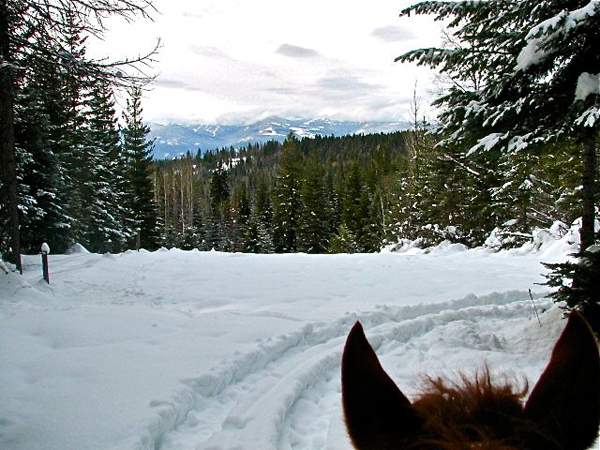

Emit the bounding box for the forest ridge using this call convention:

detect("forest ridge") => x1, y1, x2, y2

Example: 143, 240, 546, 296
153, 129, 584, 254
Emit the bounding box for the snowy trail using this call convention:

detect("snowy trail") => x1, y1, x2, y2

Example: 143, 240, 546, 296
155, 293, 559, 450
0, 233, 579, 450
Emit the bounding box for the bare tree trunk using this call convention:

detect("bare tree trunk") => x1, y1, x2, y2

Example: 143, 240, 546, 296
186, 161, 194, 229
0, 0, 21, 273
180, 169, 185, 235
580, 129, 598, 253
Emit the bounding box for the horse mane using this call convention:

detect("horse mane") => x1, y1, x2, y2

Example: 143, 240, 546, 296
409, 369, 533, 450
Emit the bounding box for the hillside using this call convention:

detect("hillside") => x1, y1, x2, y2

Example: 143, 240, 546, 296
148, 117, 410, 159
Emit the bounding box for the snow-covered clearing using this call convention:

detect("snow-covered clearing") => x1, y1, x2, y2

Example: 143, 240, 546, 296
0, 231, 587, 450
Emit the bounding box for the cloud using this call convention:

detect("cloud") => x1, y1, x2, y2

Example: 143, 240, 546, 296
153, 78, 191, 89
276, 44, 321, 59
316, 74, 384, 98
189, 45, 233, 60
371, 26, 416, 43
267, 86, 299, 96
153, 78, 209, 92
182, 11, 204, 19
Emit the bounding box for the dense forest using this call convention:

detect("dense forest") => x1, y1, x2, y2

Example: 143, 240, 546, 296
153, 126, 586, 254
1, 0, 597, 265
0, 5, 590, 257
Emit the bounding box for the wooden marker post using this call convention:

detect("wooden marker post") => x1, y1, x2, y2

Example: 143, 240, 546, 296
41, 243, 50, 284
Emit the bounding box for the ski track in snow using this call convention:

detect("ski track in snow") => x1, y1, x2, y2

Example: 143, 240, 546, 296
150, 293, 556, 450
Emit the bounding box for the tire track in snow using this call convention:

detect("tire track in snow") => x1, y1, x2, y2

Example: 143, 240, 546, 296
147, 291, 553, 450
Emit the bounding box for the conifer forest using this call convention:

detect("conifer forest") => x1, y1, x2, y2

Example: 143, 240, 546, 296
1, 0, 598, 265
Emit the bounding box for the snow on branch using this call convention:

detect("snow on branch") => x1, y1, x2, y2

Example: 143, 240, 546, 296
395, 47, 457, 66
516, 1, 600, 71
575, 72, 600, 101
466, 132, 508, 157
400, 1, 483, 21
527, 1, 599, 38
575, 107, 600, 128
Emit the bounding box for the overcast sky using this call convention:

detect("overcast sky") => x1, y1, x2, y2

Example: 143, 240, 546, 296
92, 0, 443, 125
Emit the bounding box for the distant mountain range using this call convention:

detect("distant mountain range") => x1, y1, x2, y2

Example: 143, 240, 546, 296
147, 117, 410, 160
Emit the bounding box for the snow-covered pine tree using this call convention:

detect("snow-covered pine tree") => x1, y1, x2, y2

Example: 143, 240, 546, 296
298, 151, 330, 253
56, 10, 94, 249
208, 163, 231, 250
397, 0, 599, 251
190, 198, 208, 250
540, 139, 583, 226
245, 210, 274, 254
340, 163, 365, 250
122, 86, 159, 250
398, 0, 600, 325
255, 176, 273, 234
324, 172, 341, 240
244, 213, 261, 253
490, 148, 555, 248
13, 47, 64, 254
329, 224, 359, 254
24, 32, 84, 253
231, 185, 251, 252
86, 80, 132, 252
361, 188, 385, 252
244, 177, 273, 253
273, 133, 303, 253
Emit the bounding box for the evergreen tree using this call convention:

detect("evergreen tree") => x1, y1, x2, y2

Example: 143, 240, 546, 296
325, 173, 342, 238
122, 86, 159, 250
245, 177, 274, 253
544, 248, 600, 335
427, 144, 497, 247
13, 50, 64, 253
210, 164, 230, 210
16, 31, 85, 253
86, 80, 131, 252
362, 188, 385, 252
298, 151, 330, 253
541, 140, 584, 226
341, 164, 364, 246
208, 163, 231, 250
398, 0, 600, 322
56, 10, 92, 249
329, 224, 359, 254
245, 212, 274, 254
490, 149, 555, 248
273, 134, 303, 252
231, 185, 251, 252
255, 176, 273, 231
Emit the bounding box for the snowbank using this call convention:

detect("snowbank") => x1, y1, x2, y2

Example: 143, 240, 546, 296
385, 219, 581, 258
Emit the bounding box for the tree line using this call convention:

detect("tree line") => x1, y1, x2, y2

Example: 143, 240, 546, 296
154, 124, 584, 255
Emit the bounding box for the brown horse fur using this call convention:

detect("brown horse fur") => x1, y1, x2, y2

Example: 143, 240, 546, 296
341, 313, 600, 450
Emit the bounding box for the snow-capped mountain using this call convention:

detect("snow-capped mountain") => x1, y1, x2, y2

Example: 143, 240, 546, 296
148, 117, 409, 160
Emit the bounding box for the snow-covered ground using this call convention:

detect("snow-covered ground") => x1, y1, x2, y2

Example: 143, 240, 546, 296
0, 229, 585, 450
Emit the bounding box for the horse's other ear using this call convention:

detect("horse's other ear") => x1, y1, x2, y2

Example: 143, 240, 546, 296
342, 322, 423, 450
525, 312, 600, 450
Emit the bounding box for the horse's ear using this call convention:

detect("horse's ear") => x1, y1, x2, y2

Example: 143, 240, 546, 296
525, 312, 600, 450
342, 322, 423, 450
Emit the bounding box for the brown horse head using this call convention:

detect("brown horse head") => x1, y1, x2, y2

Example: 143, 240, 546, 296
341, 313, 600, 450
